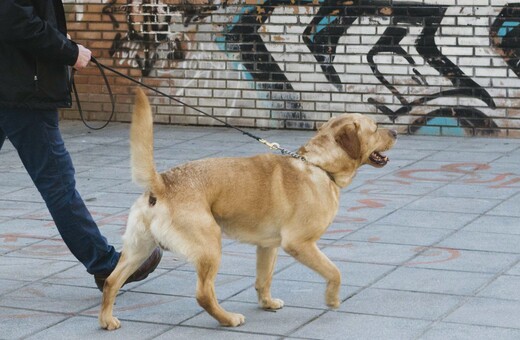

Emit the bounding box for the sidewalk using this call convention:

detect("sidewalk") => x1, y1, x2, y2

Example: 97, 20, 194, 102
1, 120, 519, 340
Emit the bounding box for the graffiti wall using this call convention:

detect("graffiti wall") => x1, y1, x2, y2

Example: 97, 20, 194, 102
66, 0, 520, 136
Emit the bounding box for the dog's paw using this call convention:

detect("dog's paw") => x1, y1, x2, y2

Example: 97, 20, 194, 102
326, 281, 340, 309
99, 316, 121, 330
326, 298, 340, 309
261, 298, 284, 310
221, 312, 246, 327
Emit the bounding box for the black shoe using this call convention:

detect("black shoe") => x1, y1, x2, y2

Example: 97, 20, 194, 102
94, 247, 163, 292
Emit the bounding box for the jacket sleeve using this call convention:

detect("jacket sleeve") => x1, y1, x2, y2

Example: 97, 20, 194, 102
0, 0, 79, 66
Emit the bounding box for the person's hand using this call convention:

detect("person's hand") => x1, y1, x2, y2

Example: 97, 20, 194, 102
74, 44, 91, 70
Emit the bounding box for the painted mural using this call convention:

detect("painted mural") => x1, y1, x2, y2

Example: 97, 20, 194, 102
99, 0, 517, 135
491, 3, 520, 77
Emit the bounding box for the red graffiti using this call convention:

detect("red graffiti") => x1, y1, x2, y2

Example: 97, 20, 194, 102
395, 162, 520, 188
406, 246, 461, 266
348, 199, 389, 212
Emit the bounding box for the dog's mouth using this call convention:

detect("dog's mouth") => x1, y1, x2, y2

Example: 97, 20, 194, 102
369, 151, 389, 167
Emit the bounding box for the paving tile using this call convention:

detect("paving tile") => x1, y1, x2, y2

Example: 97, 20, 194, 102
463, 215, 520, 235
405, 249, 520, 274
439, 230, 520, 254
424, 151, 502, 163
392, 138, 455, 151
390, 161, 470, 183
75, 178, 129, 196
155, 326, 280, 339
334, 207, 398, 226
0, 256, 76, 281
2, 123, 520, 339
421, 322, 520, 340
0, 233, 47, 254
84, 291, 203, 326
322, 241, 417, 265
41, 264, 155, 290
487, 193, 520, 217
372, 267, 495, 295
82, 192, 138, 209
230, 279, 357, 309
25, 315, 171, 340
183, 301, 324, 336
477, 275, 520, 301
428, 183, 519, 199
495, 152, 520, 164
351, 179, 445, 196
292, 311, 430, 340
3, 186, 42, 203
7, 239, 77, 262
0, 200, 48, 218
1, 282, 100, 313
507, 262, 520, 276
405, 196, 502, 214
0, 172, 32, 189
0, 279, 28, 296
445, 297, 520, 329
178, 250, 294, 277
71, 154, 128, 167
133, 270, 254, 300
0, 307, 69, 340
448, 140, 520, 153
274, 260, 396, 288
0, 218, 58, 238
377, 209, 478, 230
343, 224, 453, 246
340, 193, 419, 212
340, 288, 464, 320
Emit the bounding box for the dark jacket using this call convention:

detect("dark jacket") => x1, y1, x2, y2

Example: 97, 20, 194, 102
0, 0, 79, 109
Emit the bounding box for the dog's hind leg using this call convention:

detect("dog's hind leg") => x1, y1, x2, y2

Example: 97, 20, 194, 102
192, 222, 245, 327
255, 246, 284, 310
99, 209, 157, 330
282, 240, 341, 308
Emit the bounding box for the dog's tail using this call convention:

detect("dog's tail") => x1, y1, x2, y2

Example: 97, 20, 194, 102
130, 88, 165, 196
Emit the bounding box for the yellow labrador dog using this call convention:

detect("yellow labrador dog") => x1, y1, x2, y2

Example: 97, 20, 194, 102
99, 89, 397, 330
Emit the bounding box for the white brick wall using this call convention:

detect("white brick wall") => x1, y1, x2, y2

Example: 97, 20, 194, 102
68, 0, 520, 137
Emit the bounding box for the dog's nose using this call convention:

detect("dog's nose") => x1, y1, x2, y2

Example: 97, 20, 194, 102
389, 129, 398, 138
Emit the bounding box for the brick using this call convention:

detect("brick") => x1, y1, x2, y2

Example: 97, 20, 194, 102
59, 2, 520, 136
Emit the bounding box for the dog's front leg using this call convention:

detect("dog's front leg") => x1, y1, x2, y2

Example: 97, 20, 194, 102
282, 240, 341, 308
255, 246, 284, 310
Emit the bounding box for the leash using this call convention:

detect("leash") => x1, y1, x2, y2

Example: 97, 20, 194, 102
71, 59, 115, 130
72, 56, 306, 161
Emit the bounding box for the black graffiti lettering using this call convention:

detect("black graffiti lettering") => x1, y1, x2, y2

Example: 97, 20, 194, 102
100, 0, 500, 134
491, 3, 520, 78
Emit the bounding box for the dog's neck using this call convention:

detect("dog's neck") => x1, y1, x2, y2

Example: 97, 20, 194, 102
298, 139, 359, 188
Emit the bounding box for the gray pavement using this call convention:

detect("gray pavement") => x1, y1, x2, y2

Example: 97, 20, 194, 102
1, 120, 520, 339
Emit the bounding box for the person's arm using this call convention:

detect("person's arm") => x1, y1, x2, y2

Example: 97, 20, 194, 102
0, 0, 79, 66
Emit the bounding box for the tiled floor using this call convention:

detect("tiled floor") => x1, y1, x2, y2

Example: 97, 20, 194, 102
1, 120, 519, 339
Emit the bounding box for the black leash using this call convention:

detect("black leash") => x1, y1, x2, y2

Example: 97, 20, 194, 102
72, 56, 306, 161
71, 58, 115, 130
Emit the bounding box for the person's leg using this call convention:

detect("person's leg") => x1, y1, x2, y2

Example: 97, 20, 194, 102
0, 127, 5, 150
0, 107, 119, 274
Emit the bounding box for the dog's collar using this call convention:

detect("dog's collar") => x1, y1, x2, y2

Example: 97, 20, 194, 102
306, 162, 339, 187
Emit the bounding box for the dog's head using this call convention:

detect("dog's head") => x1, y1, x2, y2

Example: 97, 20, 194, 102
328, 113, 397, 168
300, 113, 397, 186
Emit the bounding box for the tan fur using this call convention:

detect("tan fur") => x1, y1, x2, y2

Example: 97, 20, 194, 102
99, 89, 397, 330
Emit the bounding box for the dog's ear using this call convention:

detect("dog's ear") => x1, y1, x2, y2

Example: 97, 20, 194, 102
335, 122, 361, 160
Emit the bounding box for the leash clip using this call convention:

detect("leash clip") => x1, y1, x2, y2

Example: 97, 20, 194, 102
259, 139, 280, 150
